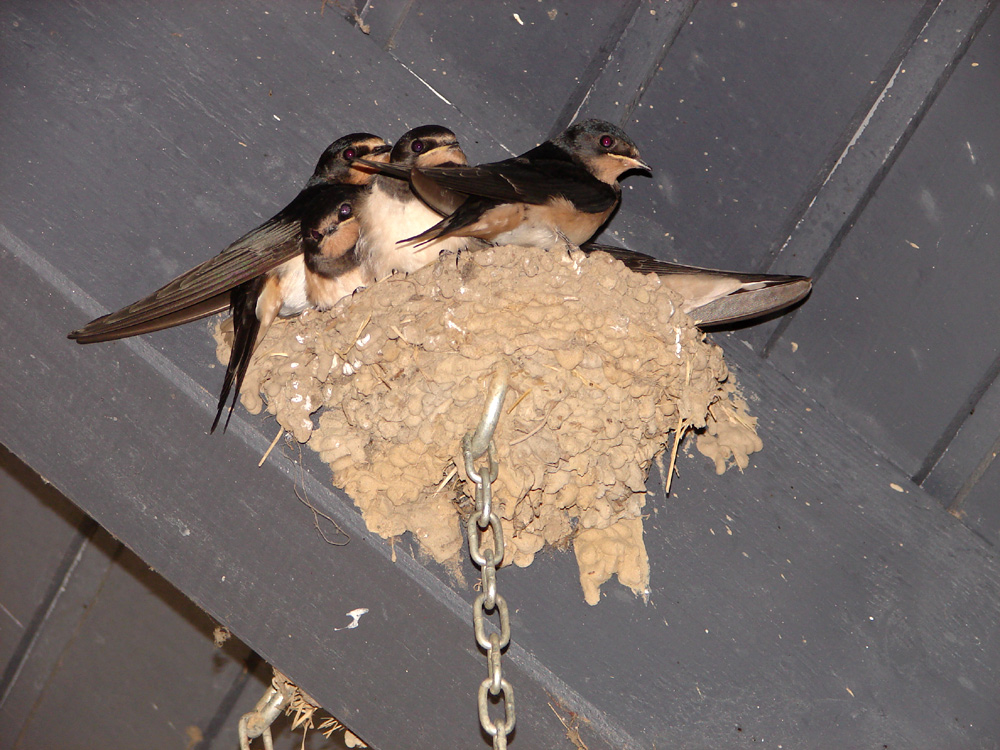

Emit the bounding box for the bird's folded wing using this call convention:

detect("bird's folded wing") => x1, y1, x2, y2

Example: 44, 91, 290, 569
412, 159, 618, 213
68, 218, 301, 343
584, 244, 812, 326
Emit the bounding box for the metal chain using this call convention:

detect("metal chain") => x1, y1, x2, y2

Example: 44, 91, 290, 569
462, 365, 515, 749
238, 670, 296, 750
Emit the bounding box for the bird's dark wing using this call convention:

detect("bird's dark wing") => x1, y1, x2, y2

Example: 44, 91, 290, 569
350, 158, 466, 216
68, 217, 301, 343
413, 158, 618, 214
584, 243, 812, 326
409, 168, 467, 216
211, 276, 264, 433
67, 184, 361, 344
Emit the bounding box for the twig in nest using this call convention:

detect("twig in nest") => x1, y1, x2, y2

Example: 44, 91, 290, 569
259, 425, 284, 467
335, 312, 373, 357
352, 312, 372, 344
509, 403, 557, 446
665, 413, 688, 496
433, 465, 458, 496
725, 402, 756, 431
543, 362, 595, 388
570, 368, 596, 388
387, 324, 415, 347
317, 716, 345, 738
370, 361, 393, 390
507, 387, 532, 415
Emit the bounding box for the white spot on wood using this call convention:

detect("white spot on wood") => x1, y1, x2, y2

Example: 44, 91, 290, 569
334, 608, 370, 631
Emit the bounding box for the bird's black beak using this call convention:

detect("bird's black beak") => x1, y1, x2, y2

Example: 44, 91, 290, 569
628, 157, 653, 176
351, 156, 384, 168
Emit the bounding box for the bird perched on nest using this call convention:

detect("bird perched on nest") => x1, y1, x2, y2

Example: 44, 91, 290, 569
68, 133, 392, 431
355, 118, 651, 251
356, 120, 811, 326
354, 124, 474, 281
68, 121, 812, 435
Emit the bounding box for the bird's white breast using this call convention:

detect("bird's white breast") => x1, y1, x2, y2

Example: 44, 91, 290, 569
358, 182, 467, 281
274, 257, 310, 317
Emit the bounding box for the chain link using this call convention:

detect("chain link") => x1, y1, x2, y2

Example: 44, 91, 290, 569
238, 671, 296, 750
463, 366, 515, 749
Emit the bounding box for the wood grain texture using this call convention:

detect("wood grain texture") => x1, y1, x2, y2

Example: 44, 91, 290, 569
0, 447, 88, 682
767, 5, 1000, 480
9, 539, 255, 750
612, 1, 933, 271
360, 0, 638, 152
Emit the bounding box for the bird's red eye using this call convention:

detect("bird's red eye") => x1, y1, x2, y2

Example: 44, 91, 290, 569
343, 148, 356, 160
600, 135, 614, 148
338, 203, 353, 219
411, 139, 425, 153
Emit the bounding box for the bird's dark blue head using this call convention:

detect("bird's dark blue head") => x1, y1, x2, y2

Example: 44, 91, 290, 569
310, 133, 391, 186
389, 125, 466, 167
554, 119, 651, 182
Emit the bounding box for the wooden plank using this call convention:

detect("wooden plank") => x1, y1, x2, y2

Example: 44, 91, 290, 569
766, 5, 1000, 478
360, 0, 639, 151
608, 1, 934, 271
503, 339, 1000, 747
0, 446, 89, 682
563, 0, 697, 132
0, 456, 260, 749
949, 445, 1000, 547
0, 523, 113, 746
11, 541, 256, 750
4, 222, 1000, 746
0, 0, 493, 333
762, 0, 996, 281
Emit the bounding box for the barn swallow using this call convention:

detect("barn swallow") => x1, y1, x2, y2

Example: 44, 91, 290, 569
355, 118, 651, 251
354, 124, 474, 282
68, 133, 391, 431
583, 243, 812, 326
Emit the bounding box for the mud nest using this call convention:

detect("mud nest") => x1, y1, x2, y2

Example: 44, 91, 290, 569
216, 245, 762, 604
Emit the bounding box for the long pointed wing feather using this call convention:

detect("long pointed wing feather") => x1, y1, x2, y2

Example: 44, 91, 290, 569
584, 243, 812, 326
69, 218, 301, 343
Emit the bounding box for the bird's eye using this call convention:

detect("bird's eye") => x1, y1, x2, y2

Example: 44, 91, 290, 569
411, 139, 425, 154
343, 147, 356, 160
338, 203, 353, 219
600, 135, 614, 149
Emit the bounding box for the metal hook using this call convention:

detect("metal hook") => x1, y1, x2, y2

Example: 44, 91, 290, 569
238, 677, 295, 750
463, 362, 510, 463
